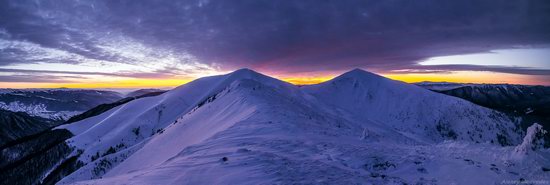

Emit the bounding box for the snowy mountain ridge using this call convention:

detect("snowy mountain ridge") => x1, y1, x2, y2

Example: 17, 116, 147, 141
303, 69, 523, 145
53, 69, 549, 185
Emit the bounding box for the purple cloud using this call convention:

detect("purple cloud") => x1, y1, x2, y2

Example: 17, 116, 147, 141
0, 0, 549, 79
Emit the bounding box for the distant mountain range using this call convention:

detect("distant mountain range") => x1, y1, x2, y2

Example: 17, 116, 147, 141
417, 82, 550, 131
0, 88, 169, 123
0, 89, 123, 121
1, 71, 548, 184
124, 89, 167, 98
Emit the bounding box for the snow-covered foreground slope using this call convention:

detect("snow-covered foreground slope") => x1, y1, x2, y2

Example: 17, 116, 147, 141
56, 69, 549, 185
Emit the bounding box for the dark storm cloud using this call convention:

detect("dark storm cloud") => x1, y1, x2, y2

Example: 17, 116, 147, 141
0, 0, 549, 75
0, 1, 117, 65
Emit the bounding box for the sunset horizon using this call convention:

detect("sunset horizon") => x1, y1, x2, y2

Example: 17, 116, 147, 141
1, 1, 549, 184
2, 67, 550, 89
1, 1, 549, 89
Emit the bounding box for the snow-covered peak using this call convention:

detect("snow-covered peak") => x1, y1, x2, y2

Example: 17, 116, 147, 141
335, 68, 388, 83
170, 68, 290, 95
226, 68, 290, 86
231, 68, 259, 77
55, 68, 313, 182
303, 69, 522, 145
324, 68, 425, 97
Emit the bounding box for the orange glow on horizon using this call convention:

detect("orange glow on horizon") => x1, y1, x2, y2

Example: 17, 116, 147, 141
382, 71, 547, 85
281, 71, 547, 86
0, 71, 547, 89
280, 77, 335, 85
0, 78, 194, 89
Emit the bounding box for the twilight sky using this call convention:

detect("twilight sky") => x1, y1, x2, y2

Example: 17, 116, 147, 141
1, 0, 549, 88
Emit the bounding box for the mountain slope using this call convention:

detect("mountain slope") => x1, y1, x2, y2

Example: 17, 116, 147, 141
124, 89, 167, 98
64, 90, 167, 125
0, 110, 60, 146
419, 83, 550, 147
432, 84, 550, 126
302, 69, 523, 145
55, 69, 319, 183
0, 127, 74, 185
429, 84, 550, 117
59, 70, 416, 184
50, 69, 548, 185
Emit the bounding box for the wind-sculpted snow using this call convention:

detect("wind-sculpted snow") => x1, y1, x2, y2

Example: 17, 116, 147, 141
514, 123, 547, 158
55, 69, 549, 185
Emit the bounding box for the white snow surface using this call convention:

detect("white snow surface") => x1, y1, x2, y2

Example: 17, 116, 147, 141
56, 69, 549, 185
513, 123, 547, 158
302, 69, 523, 144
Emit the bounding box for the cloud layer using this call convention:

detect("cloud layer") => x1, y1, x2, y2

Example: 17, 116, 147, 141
0, 0, 549, 84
